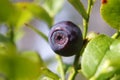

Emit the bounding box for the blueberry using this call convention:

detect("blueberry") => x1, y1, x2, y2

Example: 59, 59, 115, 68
48, 21, 83, 57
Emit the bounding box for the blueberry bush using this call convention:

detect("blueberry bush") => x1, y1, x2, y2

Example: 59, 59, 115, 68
0, 0, 120, 80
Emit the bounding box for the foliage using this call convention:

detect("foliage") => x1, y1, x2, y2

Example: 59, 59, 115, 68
0, 0, 120, 80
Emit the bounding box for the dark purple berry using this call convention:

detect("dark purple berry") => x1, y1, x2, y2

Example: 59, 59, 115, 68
48, 21, 83, 57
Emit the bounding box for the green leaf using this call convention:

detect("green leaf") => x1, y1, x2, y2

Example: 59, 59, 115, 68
25, 24, 48, 41
0, 34, 59, 80
8, 3, 32, 28
0, 51, 45, 80
0, 0, 14, 23
81, 35, 120, 80
9, 55, 41, 80
110, 74, 120, 80
21, 51, 45, 66
16, 2, 53, 26
7, 55, 40, 80
0, 34, 16, 55
0, 49, 59, 80
0, 1, 31, 28
11, 51, 46, 80
100, 0, 120, 30
41, 0, 64, 17
38, 68, 60, 80
0, 34, 59, 79
68, 0, 88, 20
8, 2, 53, 27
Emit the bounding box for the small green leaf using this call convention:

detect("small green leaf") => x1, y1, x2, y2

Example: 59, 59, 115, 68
0, 34, 58, 79
42, 0, 64, 17
39, 68, 60, 80
68, 0, 88, 20
81, 35, 120, 80
8, 3, 32, 28
111, 74, 120, 80
25, 24, 48, 41
21, 51, 45, 66
9, 55, 41, 80
8, 2, 53, 27
16, 2, 53, 26
16, 51, 46, 80
0, 0, 14, 23
0, 51, 46, 80
0, 34, 16, 55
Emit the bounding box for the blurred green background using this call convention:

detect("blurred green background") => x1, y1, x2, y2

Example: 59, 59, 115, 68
0, 0, 115, 80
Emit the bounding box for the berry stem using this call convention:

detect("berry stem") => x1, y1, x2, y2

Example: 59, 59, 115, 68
25, 23, 48, 41
68, 42, 87, 80
68, 55, 80, 80
56, 55, 65, 80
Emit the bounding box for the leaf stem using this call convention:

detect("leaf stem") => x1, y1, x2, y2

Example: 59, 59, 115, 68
69, 0, 94, 80
41, 67, 60, 80
25, 23, 48, 41
7, 26, 15, 44
83, 0, 93, 39
56, 55, 65, 80
83, 20, 88, 39
112, 31, 120, 39
68, 67, 76, 80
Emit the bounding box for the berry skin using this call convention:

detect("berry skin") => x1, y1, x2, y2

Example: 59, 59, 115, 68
48, 21, 83, 57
